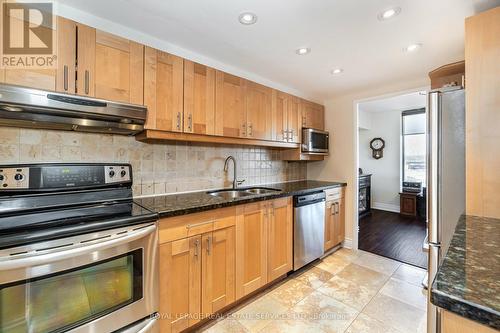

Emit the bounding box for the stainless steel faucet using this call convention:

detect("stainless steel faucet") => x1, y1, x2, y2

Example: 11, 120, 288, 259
224, 156, 245, 189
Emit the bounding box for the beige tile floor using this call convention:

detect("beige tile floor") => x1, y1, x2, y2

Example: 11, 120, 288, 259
199, 249, 427, 333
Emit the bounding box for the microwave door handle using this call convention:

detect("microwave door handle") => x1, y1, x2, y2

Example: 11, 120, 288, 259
0, 224, 156, 271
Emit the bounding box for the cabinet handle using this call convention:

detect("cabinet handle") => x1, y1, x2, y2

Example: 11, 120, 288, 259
335, 202, 339, 215
248, 123, 253, 136
188, 114, 193, 132
84, 70, 90, 95
331, 204, 335, 215
206, 236, 212, 255
63, 65, 68, 91
176, 112, 181, 130
242, 123, 246, 136
186, 220, 213, 229
194, 239, 199, 257
302, 116, 306, 126
282, 130, 286, 141
290, 129, 295, 141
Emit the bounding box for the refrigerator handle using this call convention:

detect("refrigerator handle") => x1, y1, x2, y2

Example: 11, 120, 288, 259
427, 91, 441, 245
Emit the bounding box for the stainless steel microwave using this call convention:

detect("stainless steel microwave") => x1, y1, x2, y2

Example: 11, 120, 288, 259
302, 128, 329, 154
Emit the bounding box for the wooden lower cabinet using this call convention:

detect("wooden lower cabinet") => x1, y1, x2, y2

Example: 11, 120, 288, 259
324, 188, 346, 251
235, 202, 268, 299
159, 236, 201, 333
442, 310, 497, 333
201, 226, 236, 316
267, 198, 293, 281
324, 200, 336, 251
159, 199, 293, 332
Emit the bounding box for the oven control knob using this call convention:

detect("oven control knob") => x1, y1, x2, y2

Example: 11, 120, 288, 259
0, 175, 4, 181
109, 170, 115, 178
14, 173, 24, 181
120, 170, 127, 177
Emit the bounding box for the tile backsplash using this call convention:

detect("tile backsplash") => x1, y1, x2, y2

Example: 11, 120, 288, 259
0, 127, 307, 196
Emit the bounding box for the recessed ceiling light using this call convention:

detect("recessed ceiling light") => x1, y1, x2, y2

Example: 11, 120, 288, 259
238, 12, 257, 25
296, 47, 310, 55
331, 68, 344, 75
377, 7, 401, 21
404, 43, 422, 53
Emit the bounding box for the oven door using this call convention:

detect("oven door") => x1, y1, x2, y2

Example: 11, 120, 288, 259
302, 128, 329, 154
0, 222, 158, 333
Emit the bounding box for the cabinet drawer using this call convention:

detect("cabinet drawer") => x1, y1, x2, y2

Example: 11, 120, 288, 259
324, 187, 344, 200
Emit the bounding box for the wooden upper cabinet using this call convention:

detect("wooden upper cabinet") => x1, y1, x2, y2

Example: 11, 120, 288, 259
201, 226, 236, 316
301, 99, 325, 130
159, 236, 201, 333
272, 91, 301, 143
55, 17, 76, 94
235, 202, 268, 299
267, 198, 293, 281
245, 81, 272, 140
94, 30, 144, 104
144, 47, 184, 131
215, 71, 246, 138
75, 24, 96, 97
184, 61, 215, 135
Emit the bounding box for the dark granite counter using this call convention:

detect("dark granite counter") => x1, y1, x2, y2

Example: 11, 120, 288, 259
135, 180, 346, 218
431, 215, 500, 329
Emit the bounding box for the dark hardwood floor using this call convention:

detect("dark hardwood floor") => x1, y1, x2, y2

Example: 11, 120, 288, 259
359, 209, 428, 269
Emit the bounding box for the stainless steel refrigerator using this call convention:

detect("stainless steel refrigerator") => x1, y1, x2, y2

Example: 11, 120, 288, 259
425, 87, 466, 333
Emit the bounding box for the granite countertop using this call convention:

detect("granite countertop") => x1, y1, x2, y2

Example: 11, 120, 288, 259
135, 180, 346, 218
431, 215, 500, 329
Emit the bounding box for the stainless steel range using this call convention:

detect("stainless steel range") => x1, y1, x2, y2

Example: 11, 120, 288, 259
0, 163, 159, 333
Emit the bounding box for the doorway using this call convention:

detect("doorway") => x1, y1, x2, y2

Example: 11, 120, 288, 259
356, 90, 428, 268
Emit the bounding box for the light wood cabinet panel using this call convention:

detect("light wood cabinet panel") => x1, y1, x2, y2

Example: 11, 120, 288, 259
76, 24, 95, 97
335, 197, 345, 245
235, 202, 268, 299
202, 226, 236, 316
272, 91, 301, 143
144, 47, 184, 131
301, 99, 325, 130
442, 310, 497, 333
245, 81, 272, 140
267, 198, 293, 281
94, 30, 144, 104
184, 61, 215, 135
55, 17, 76, 94
215, 71, 246, 138
324, 200, 336, 251
159, 236, 201, 333
465, 7, 500, 218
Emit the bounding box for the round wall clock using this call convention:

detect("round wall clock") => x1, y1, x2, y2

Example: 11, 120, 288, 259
370, 137, 385, 159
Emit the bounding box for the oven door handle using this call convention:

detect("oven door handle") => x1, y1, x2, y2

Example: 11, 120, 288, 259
0, 224, 156, 271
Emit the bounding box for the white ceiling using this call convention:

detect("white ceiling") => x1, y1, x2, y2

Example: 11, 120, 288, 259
56, 0, 500, 101
359, 91, 427, 113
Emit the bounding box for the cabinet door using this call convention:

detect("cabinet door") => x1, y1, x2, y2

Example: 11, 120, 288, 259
94, 30, 144, 104
1, 13, 58, 90
334, 199, 345, 245
272, 90, 288, 142
159, 236, 201, 333
202, 226, 236, 315
324, 201, 336, 251
301, 100, 325, 130
215, 71, 246, 138
184, 61, 215, 135
76, 24, 95, 97
287, 95, 301, 143
144, 47, 184, 131
235, 202, 268, 299
55, 17, 76, 94
267, 198, 293, 281
245, 81, 272, 140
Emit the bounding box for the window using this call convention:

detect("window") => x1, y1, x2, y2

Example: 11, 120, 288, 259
402, 109, 426, 185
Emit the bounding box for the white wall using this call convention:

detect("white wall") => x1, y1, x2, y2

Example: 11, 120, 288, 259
307, 78, 429, 249
358, 111, 372, 130
358, 110, 401, 212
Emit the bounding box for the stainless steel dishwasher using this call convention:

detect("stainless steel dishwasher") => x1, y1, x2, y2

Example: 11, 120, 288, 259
293, 191, 326, 270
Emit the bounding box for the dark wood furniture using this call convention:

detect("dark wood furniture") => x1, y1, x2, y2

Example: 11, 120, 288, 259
400, 192, 419, 216
358, 174, 371, 218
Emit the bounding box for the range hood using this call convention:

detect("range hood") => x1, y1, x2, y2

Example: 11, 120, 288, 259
0, 84, 147, 135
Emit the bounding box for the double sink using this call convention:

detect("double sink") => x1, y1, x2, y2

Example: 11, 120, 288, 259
207, 187, 282, 200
